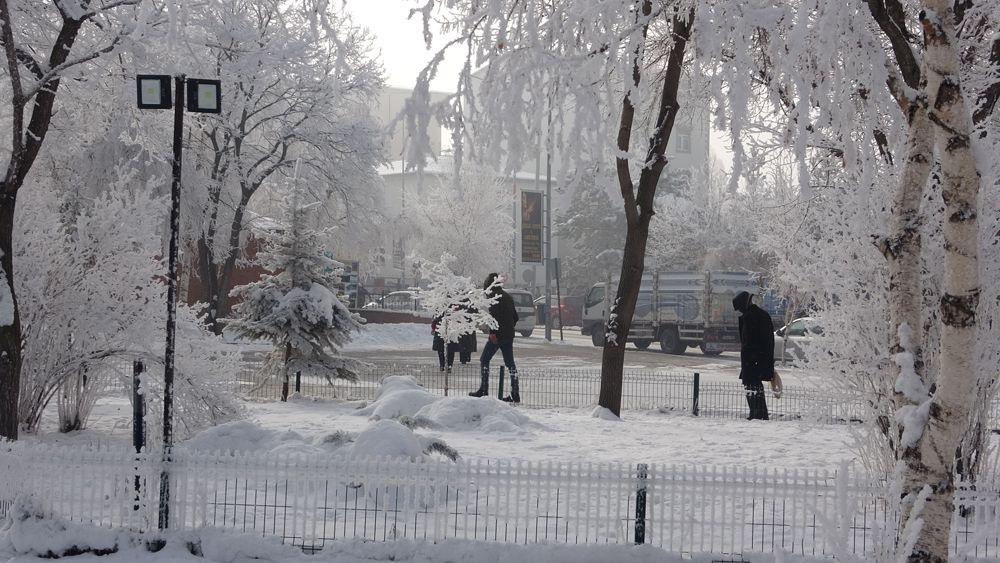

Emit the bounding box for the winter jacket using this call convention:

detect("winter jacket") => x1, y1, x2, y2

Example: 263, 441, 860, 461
733, 291, 775, 384
488, 289, 519, 342
431, 315, 458, 352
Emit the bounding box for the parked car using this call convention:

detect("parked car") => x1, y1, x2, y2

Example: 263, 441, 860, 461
533, 296, 549, 325
362, 290, 425, 312
548, 295, 584, 329
506, 289, 537, 337
774, 317, 823, 364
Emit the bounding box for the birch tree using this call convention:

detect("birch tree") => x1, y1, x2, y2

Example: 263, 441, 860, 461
895, 4, 982, 560
0, 0, 143, 440
696, 2, 996, 559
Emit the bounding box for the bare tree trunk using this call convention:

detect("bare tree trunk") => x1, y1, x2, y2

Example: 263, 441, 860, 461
197, 185, 252, 334
598, 4, 693, 416
281, 341, 291, 402
0, 203, 22, 439
0, 2, 87, 439
900, 5, 982, 562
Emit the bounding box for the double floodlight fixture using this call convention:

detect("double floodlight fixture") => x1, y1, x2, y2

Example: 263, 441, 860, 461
135, 74, 221, 113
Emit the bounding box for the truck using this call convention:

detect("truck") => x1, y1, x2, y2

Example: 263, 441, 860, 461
580, 271, 771, 355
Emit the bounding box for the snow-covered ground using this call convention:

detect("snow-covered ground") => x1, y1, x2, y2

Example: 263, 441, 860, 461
3, 380, 859, 562
24, 380, 859, 468
0, 335, 867, 563
0, 521, 735, 563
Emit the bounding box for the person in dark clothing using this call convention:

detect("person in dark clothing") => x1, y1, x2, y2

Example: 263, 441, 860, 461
431, 314, 459, 372
454, 299, 477, 364
470, 273, 520, 402
733, 290, 774, 420
458, 331, 476, 363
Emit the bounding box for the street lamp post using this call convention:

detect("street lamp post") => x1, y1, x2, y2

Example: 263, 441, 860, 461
136, 74, 220, 529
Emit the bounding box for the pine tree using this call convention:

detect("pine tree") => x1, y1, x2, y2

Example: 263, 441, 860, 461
228, 176, 362, 400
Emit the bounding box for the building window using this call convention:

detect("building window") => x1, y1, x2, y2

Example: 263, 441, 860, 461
675, 126, 692, 154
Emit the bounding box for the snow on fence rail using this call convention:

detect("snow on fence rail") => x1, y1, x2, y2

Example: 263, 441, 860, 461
2, 443, 999, 559
236, 360, 869, 424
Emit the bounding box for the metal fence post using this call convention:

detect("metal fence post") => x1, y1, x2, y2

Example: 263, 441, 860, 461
692, 372, 700, 416
132, 360, 146, 453
634, 463, 648, 544
498, 366, 505, 398
132, 360, 145, 512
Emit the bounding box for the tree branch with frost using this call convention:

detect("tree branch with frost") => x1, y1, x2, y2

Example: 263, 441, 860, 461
864, 0, 922, 88
417, 253, 498, 344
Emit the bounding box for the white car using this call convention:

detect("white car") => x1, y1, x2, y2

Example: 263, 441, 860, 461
362, 290, 424, 312
506, 289, 537, 337
774, 317, 823, 364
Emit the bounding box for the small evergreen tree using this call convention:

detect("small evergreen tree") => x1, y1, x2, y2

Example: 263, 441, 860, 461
228, 177, 362, 401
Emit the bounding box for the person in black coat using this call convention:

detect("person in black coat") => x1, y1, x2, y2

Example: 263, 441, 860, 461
454, 299, 477, 364
733, 290, 774, 420
431, 313, 459, 372
469, 272, 521, 402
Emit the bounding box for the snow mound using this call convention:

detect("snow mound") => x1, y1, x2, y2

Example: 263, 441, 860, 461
356, 375, 439, 420
349, 420, 426, 459
415, 397, 536, 433
184, 421, 315, 454
372, 375, 425, 400
3, 498, 123, 557
183, 417, 453, 461
591, 406, 622, 421
344, 323, 429, 351
358, 376, 537, 433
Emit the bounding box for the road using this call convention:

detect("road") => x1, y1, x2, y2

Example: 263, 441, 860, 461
339, 324, 822, 388
346, 325, 743, 374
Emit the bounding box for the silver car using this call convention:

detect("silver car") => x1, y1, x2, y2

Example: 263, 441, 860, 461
774, 317, 823, 364
506, 289, 537, 337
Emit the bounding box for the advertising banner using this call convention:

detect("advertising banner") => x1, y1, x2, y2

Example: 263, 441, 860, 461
521, 191, 543, 263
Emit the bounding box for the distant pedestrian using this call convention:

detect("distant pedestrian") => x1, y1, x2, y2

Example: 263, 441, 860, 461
431, 313, 458, 373
469, 273, 520, 402
732, 290, 774, 420
455, 298, 477, 364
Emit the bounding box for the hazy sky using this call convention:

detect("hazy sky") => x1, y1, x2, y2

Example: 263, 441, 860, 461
345, 1, 463, 92
344, 1, 733, 171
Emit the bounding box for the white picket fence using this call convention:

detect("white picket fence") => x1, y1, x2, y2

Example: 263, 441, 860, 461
2, 442, 999, 559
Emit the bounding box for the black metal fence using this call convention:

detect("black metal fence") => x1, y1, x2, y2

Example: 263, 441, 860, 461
237, 360, 868, 424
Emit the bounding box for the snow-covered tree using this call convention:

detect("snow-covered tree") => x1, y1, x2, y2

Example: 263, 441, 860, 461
417, 253, 497, 344
402, 0, 697, 416
14, 174, 241, 436
648, 163, 762, 273
693, 2, 997, 560
411, 164, 514, 278
179, 0, 385, 333
0, 0, 145, 439
228, 174, 363, 401
554, 168, 625, 294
